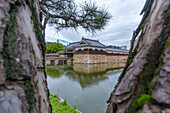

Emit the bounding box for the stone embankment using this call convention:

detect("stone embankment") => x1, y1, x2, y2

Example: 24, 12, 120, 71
73, 54, 128, 64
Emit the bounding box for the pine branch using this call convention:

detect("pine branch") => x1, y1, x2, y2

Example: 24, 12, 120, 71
40, 0, 112, 33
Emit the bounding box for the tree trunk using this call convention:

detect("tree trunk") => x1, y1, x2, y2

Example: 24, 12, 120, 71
106, 0, 170, 113
0, 0, 51, 113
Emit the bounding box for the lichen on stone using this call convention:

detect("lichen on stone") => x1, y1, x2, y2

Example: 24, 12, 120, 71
2, 1, 21, 80
126, 4, 170, 113
24, 80, 35, 112
26, 0, 45, 53
2, 1, 37, 112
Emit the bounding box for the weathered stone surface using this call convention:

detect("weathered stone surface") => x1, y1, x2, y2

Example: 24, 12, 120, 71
0, 84, 28, 113
0, 0, 9, 85
106, 0, 170, 112
152, 46, 170, 104
74, 54, 107, 63
0, 0, 51, 113
73, 54, 127, 65
140, 105, 161, 113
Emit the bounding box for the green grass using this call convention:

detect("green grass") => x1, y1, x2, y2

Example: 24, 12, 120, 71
50, 93, 80, 113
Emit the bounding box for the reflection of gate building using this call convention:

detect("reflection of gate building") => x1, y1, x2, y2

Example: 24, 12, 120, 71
46, 64, 122, 89
73, 63, 124, 74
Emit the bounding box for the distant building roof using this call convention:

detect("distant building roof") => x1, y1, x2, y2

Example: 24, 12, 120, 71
66, 37, 106, 49
65, 37, 129, 54
106, 47, 129, 54
58, 51, 66, 53
106, 45, 121, 49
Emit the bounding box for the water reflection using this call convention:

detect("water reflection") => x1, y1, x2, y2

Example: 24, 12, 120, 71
45, 67, 64, 78
46, 63, 122, 89
73, 63, 123, 74
46, 63, 122, 113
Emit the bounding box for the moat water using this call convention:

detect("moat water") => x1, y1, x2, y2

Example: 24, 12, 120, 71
46, 64, 122, 113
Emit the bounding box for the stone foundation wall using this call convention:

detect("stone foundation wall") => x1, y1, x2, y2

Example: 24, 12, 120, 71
73, 54, 128, 65
106, 55, 128, 67
73, 54, 107, 63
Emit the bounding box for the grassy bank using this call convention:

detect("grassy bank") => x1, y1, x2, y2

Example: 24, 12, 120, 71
49, 93, 80, 113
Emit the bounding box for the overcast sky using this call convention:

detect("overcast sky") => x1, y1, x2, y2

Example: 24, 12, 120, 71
45, 0, 145, 49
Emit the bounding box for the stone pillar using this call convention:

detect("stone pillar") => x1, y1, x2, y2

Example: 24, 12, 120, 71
45, 60, 50, 65
55, 60, 58, 65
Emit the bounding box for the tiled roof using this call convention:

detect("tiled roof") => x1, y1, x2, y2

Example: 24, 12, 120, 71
65, 37, 129, 54
66, 41, 80, 49
106, 47, 129, 53
106, 45, 121, 49
58, 51, 66, 53
66, 37, 105, 49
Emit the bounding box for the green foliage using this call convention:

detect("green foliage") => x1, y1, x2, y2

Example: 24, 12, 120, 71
63, 97, 67, 106
46, 42, 65, 53
137, 111, 140, 113
49, 93, 80, 113
131, 95, 150, 113
128, 58, 133, 64
137, 95, 150, 107
53, 94, 59, 98
71, 58, 74, 61
73, 104, 77, 109
40, 0, 111, 33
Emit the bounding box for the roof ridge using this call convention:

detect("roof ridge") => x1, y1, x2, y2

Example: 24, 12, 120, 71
82, 37, 98, 42
69, 41, 80, 44
97, 41, 106, 46
81, 40, 91, 44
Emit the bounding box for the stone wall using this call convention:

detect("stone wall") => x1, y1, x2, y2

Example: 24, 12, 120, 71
73, 54, 128, 65
73, 54, 107, 63
107, 55, 128, 64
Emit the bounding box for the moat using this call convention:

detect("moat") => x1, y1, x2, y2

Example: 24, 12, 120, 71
46, 64, 122, 113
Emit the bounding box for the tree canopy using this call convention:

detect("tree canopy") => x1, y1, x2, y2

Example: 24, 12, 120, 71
46, 42, 65, 53
40, 0, 112, 34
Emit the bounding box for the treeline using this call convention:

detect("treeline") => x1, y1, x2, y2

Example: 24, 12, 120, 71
46, 42, 65, 53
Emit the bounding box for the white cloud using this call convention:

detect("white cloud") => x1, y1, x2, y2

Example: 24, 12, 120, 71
45, 0, 146, 49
